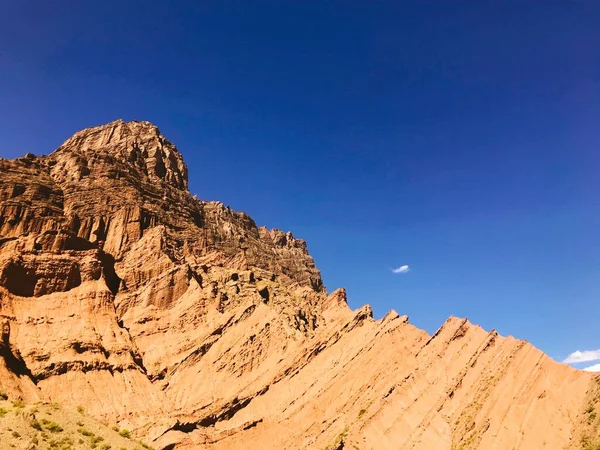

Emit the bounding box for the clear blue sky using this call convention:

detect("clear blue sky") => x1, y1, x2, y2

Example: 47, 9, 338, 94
1, 1, 599, 367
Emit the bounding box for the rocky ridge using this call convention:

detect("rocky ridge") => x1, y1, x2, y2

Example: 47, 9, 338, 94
0, 120, 597, 449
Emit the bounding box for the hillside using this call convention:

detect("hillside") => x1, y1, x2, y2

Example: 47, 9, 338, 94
0, 391, 153, 449
0, 120, 597, 449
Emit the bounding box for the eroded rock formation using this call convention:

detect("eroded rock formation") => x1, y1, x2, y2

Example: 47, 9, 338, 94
0, 120, 596, 449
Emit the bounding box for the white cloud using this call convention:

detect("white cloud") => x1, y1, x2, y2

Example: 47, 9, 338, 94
563, 349, 600, 364
392, 265, 410, 274
583, 363, 600, 372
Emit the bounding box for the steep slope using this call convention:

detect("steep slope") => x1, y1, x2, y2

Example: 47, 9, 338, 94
0, 120, 596, 449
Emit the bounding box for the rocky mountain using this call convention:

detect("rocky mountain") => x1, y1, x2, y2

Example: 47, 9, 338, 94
0, 119, 598, 450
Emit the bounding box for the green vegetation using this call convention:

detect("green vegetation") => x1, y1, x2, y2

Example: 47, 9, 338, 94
46, 421, 64, 433
0, 400, 144, 449
91, 435, 105, 443
46, 436, 75, 449
322, 426, 349, 450
581, 437, 600, 450
78, 427, 93, 436
31, 418, 43, 430
11, 399, 25, 409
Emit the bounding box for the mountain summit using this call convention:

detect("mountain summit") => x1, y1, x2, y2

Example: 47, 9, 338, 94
0, 121, 597, 449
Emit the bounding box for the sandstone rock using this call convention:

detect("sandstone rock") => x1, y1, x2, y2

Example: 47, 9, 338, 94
0, 120, 595, 449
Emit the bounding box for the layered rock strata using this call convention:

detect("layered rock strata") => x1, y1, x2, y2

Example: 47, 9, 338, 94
0, 120, 596, 450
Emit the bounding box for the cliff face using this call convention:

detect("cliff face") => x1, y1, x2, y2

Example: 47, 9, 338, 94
0, 120, 596, 450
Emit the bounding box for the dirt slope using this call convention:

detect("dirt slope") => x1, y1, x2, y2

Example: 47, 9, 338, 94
0, 120, 596, 449
0, 390, 154, 449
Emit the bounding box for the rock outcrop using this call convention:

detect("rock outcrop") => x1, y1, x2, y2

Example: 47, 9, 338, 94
0, 120, 596, 449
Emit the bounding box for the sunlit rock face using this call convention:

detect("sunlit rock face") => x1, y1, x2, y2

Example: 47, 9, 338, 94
0, 120, 595, 450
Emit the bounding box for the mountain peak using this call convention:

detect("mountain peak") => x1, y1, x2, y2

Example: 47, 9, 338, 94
53, 119, 188, 190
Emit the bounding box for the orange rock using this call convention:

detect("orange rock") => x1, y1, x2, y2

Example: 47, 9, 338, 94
0, 120, 595, 449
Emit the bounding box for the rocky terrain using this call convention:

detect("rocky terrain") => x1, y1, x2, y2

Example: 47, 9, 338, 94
0, 392, 152, 450
0, 119, 598, 449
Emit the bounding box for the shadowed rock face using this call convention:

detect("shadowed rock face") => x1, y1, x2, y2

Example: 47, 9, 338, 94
0, 120, 596, 450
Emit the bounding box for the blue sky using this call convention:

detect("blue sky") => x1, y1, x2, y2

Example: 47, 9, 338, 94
1, 1, 599, 368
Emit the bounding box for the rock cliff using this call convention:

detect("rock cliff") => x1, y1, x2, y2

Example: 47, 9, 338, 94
0, 120, 597, 449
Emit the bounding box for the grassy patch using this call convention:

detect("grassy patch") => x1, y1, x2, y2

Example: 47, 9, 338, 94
322, 426, 349, 450
91, 435, 105, 444
0, 399, 144, 450
46, 421, 64, 433
11, 399, 25, 409
31, 418, 43, 430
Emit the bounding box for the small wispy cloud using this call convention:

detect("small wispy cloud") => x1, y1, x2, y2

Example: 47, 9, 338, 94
392, 265, 410, 274
563, 349, 600, 364
583, 363, 600, 372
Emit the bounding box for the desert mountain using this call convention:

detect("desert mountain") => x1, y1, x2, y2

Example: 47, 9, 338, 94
0, 120, 598, 450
